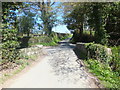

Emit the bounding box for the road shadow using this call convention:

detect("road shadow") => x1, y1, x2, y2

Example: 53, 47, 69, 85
73, 47, 87, 60
58, 39, 87, 60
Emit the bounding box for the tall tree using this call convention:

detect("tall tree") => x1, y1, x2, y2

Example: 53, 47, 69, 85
18, 11, 35, 36
64, 3, 87, 35
63, 3, 89, 42
37, 1, 57, 36
105, 2, 120, 45
63, 2, 120, 45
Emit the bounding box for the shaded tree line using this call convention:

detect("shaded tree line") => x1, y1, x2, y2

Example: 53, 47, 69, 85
63, 2, 120, 46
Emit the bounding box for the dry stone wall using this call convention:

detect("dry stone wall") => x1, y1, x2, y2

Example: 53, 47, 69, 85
75, 42, 112, 61
20, 45, 43, 56
76, 42, 112, 55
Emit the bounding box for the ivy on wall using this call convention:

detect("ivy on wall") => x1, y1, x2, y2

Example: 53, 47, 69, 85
85, 43, 112, 64
1, 24, 20, 69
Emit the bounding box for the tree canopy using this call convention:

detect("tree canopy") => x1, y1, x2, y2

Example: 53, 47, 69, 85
63, 2, 120, 45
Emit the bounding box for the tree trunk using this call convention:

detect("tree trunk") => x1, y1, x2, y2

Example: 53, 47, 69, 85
90, 29, 92, 36
79, 22, 83, 36
27, 32, 29, 37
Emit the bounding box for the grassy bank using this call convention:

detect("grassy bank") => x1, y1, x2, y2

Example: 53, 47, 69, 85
0, 54, 39, 84
84, 45, 120, 88
84, 59, 120, 88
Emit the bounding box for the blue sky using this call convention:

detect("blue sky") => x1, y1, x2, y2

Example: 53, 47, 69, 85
34, 2, 70, 34
16, 2, 70, 34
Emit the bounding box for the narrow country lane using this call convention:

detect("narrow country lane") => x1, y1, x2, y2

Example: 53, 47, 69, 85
2, 39, 99, 88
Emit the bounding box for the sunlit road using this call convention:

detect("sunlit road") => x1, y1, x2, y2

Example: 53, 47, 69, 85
3, 39, 98, 88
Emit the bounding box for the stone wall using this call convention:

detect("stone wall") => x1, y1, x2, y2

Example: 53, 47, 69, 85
0, 44, 43, 62
75, 42, 112, 60
20, 45, 43, 56
76, 43, 87, 55
76, 42, 112, 54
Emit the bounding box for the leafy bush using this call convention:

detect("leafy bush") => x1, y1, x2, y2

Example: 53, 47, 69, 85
84, 43, 120, 88
110, 46, 120, 75
22, 33, 72, 47
18, 36, 30, 48
70, 33, 94, 44
85, 43, 112, 63
1, 28, 20, 68
28, 36, 54, 46
79, 34, 94, 43
95, 28, 109, 46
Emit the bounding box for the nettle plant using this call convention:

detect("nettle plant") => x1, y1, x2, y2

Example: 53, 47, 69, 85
1, 25, 20, 67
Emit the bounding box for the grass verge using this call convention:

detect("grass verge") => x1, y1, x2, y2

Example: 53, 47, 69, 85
82, 44, 120, 88
84, 59, 120, 88
29, 34, 72, 46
